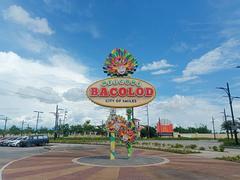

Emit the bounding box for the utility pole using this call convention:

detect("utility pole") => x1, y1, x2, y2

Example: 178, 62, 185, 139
34, 111, 43, 134
212, 117, 216, 140
21, 120, 25, 136
217, 82, 239, 145
102, 119, 104, 137
222, 109, 230, 140
0, 116, 10, 137
63, 110, 68, 125
146, 104, 150, 138
50, 105, 64, 139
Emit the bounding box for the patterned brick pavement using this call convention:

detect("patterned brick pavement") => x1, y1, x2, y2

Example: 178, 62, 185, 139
2, 145, 240, 180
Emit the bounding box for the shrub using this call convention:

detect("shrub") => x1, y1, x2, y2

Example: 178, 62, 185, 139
219, 144, 225, 152
216, 155, 240, 163
213, 146, 218, 151
173, 143, 184, 148
185, 144, 197, 149
199, 146, 205, 150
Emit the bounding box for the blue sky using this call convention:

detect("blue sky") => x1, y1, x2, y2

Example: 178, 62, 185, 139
0, 0, 240, 131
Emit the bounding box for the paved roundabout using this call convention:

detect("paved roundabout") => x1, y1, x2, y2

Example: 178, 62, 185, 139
73, 155, 169, 167
2, 144, 240, 180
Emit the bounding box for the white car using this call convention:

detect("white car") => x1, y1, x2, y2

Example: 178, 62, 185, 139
9, 136, 28, 147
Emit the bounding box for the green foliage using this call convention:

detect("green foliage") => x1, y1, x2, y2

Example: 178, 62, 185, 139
219, 144, 225, 152
216, 155, 240, 163
212, 146, 218, 151
8, 125, 21, 135
50, 136, 109, 144
185, 144, 197, 149
172, 143, 184, 148
219, 138, 240, 147
140, 126, 157, 138
174, 125, 211, 133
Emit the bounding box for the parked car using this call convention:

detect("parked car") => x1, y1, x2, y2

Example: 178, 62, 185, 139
8, 136, 28, 147
1, 137, 17, 146
0, 137, 8, 146
20, 135, 49, 147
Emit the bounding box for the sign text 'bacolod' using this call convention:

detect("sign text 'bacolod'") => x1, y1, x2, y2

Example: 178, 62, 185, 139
86, 77, 156, 108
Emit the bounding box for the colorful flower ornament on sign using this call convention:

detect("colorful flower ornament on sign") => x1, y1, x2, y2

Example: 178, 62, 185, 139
103, 48, 138, 77
106, 114, 137, 144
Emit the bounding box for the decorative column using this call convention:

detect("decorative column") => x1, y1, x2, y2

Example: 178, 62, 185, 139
126, 108, 134, 158
110, 132, 116, 160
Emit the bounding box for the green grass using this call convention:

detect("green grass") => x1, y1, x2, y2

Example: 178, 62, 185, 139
50, 136, 109, 144
143, 137, 213, 140
133, 145, 200, 154
216, 155, 240, 163
218, 139, 240, 147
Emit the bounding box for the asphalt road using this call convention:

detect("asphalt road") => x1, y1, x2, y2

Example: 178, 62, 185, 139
0, 146, 49, 168
2, 144, 240, 180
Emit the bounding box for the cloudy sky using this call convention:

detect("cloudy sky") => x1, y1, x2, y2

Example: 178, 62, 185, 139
0, 0, 240, 131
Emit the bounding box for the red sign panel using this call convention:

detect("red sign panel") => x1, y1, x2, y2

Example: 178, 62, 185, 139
156, 122, 173, 134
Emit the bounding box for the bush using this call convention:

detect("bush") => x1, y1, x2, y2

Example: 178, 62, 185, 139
213, 146, 218, 151
219, 145, 225, 152
199, 146, 205, 150
185, 144, 197, 149
173, 143, 184, 148
216, 155, 240, 163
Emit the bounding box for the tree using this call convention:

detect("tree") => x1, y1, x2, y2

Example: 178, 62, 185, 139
221, 120, 234, 139
174, 125, 211, 134
140, 126, 157, 138
59, 124, 70, 136
83, 120, 95, 134
8, 125, 21, 135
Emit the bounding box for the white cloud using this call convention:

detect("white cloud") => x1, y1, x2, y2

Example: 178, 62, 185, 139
63, 88, 86, 102
3, 5, 53, 35
0, 51, 96, 129
173, 39, 240, 83
17, 33, 48, 53
134, 95, 224, 131
141, 59, 174, 75
0, 51, 90, 92
17, 86, 62, 104
141, 59, 173, 71
151, 69, 173, 75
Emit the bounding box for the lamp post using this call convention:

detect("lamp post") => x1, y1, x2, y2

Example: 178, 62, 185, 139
217, 83, 239, 145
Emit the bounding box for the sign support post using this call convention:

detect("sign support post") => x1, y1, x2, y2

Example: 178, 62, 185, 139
110, 132, 116, 160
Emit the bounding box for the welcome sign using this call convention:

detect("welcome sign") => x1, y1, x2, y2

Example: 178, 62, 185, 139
86, 77, 156, 108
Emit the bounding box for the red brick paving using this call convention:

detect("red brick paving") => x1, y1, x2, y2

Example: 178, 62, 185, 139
3, 146, 240, 180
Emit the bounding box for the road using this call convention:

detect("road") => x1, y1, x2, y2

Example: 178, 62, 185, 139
0, 146, 49, 169
2, 144, 240, 180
